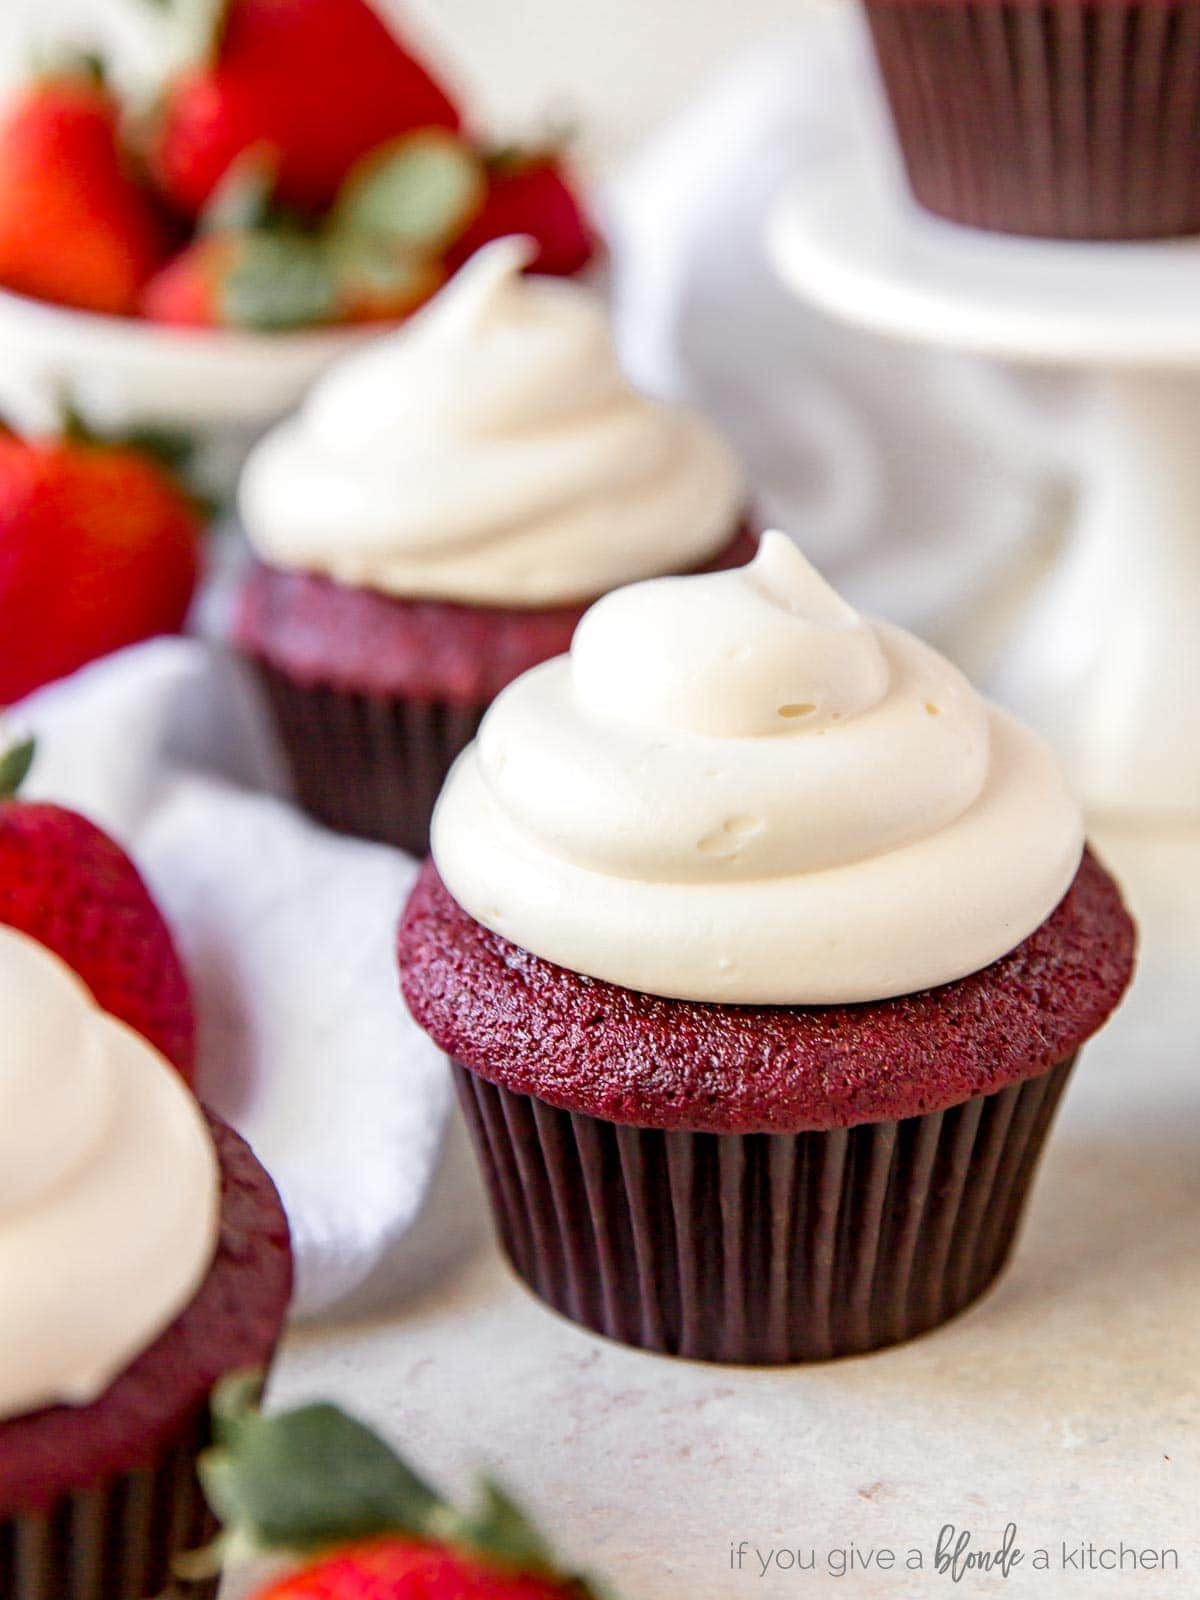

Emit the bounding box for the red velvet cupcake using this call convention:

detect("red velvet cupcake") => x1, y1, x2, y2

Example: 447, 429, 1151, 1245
399, 534, 1136, 1364
863, 0, 1200, 239
0, 927, 292, 1598
235, 238, 749, 856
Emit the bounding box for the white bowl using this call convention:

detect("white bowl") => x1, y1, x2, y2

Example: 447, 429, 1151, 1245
0, 286, 367, 492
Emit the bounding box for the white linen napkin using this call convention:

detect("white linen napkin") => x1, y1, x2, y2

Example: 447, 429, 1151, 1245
19, 638, 452, 1322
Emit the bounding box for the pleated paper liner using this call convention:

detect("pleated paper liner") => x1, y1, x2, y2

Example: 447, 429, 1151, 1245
0, 1411, 216, 1600
251, 660, 485, 858
453, 1055, 1076, 1363
862, 0, 1200, 238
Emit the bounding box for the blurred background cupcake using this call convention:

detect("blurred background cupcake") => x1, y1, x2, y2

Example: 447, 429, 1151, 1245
861, 0, 1200, 238
400, 533, 1136, 1364
234, 238, 754, 856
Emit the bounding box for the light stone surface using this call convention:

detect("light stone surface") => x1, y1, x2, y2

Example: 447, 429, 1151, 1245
228, 823, 1200, 1599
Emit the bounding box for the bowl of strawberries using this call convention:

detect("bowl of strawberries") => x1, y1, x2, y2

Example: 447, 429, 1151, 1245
0, 0, 594, 486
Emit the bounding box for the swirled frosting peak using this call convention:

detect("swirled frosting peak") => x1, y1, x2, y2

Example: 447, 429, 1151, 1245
432, 533, 1085, 1004
238, 237, 744, 607
0, 926, 219, 1419
573, 527, 891, 738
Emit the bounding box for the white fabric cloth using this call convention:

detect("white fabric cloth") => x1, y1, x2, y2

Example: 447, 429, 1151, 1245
19, 639, 450, 1322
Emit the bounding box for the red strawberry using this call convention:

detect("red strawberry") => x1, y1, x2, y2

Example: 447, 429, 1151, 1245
153, 0, 462, 218
447, 156, 595, 278
254, 1538, 585, 1600
0, 73, 171, 315
0, 739, 196, 1080
0, 432, 202, 703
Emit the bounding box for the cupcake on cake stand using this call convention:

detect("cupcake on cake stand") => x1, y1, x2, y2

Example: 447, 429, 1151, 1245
767, 32, 1200, 818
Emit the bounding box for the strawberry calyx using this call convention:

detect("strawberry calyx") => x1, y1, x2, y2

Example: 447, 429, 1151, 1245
54, 405, 202, 501
217, 229, 338, 330
331, 128, 486, 254
180, 1370, 611, 1596
0, 737, 35, 799
198, 143, 281, 235
178, 128, 484, 331
29, 50, 109, 92
483, 136, 573, 180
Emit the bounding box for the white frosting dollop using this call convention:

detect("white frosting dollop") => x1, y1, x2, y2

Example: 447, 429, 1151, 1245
238, 238, 744, 607
0, 926, 220, 1419
432, 533, 1085, 1004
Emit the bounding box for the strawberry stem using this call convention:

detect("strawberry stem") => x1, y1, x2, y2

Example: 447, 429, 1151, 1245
0, 738, 35, 798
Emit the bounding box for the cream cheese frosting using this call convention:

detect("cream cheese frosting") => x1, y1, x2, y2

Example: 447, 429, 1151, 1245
238, 238, 744, 607
0, 925, 219, 1420
432, 533, 1085, 1004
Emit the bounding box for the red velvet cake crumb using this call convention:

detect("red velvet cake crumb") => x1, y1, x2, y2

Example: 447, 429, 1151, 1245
0, 1114, 292, 1518
233, 524, 760, 702
399, 851, 1135, 1135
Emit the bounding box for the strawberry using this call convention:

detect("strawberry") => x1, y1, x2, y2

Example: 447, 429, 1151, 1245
0, 430, 201, 703
0, 71, 171, 315
0, 738, 196, 1080
253, 1538, 587, 1599
153, 0, 462, 218
186, 1373, 609, 1598
447, 155, 595, 278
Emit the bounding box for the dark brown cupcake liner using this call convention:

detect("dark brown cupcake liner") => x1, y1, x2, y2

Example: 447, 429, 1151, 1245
251, 660, 484, 858
0, 1409, 216, 1600
453, 1055, 1076, 1363
862, 0, 1200, 238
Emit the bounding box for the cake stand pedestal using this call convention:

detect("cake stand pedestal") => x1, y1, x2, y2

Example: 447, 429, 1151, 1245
768, 124, 1200, 817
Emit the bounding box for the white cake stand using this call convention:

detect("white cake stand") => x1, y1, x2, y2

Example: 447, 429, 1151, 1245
767, 96, 1200, 818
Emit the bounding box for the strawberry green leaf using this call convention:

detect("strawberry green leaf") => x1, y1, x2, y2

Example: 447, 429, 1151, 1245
114, 425, 199, 479
326, 236, 429, 296
325, 234, 442, 319
198, 1371, 443, 1555
219, 234, 337, 332
445, 1477, 560, 1576
33, 49, 109, 88
0, 738, 35, 798
333, 129, 485, 252
199, 145, 280, 236
482, 118, 578, 176
435, 1479, 614, 1598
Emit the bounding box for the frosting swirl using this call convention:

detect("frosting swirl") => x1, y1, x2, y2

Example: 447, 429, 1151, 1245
238, 238, 744, 607
432, 533, 1085, 1004
0, 926, 219, 1419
